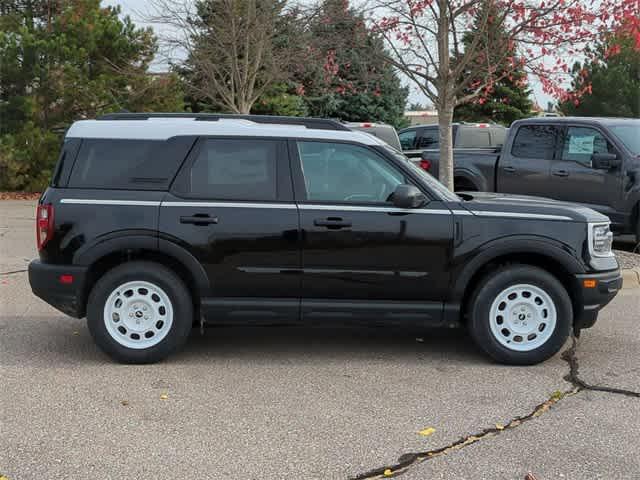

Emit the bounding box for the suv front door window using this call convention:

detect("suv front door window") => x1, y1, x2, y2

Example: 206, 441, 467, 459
298, 141, 404, 204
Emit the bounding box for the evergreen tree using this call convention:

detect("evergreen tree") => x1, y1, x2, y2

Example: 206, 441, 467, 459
453, 1, 533, 126
559, 29, 639, 118
0, 0, 184, 191
294, 0, 408, 128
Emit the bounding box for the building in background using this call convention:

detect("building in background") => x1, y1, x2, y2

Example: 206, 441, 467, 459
404, 109, 438, 126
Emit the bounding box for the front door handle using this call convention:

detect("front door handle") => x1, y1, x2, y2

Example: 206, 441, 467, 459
503, 166, 516, 173
180, 214, 219, 225
314, 217, 352, 229
552, 169, 570, 177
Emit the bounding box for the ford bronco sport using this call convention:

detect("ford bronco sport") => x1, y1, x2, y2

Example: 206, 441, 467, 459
29, 113, 622, 365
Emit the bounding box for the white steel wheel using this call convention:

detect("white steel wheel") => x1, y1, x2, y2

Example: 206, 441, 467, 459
488, 283, 557, 352
103, 280, 174, 349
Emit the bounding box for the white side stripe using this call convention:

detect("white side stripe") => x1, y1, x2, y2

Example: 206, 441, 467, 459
162, 201, 297, 209
60, 199, 161, 206
299, 204, 452, 214
470, 210, 573, 221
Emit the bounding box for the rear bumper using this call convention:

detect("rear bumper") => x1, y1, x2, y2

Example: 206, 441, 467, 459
28, 260, 88, 318
573, 269, 623, 330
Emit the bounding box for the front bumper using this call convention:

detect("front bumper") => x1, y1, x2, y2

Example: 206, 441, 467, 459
28, 260, 88, 318
573, 269, 623, 330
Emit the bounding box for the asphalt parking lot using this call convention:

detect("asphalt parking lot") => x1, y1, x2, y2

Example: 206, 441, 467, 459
1, 200, 639, 480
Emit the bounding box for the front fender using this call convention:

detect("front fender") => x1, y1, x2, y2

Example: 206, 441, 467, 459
449, 235, 586, 302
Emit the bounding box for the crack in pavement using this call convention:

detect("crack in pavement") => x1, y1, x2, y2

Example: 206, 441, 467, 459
562, 336, 640, 398
0, 269, 27, 276
350, 336, 638, 479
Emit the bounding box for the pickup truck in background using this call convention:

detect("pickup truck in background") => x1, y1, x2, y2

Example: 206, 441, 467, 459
416, 117, 640, 241
398, 122, 507, 164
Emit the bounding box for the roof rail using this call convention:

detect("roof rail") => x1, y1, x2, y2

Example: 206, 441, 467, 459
96, 113, 351, 131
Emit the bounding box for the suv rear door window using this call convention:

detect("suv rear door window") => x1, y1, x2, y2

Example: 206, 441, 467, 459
511, 125, 557, 159
69, 138, 191, 190
188, 138, 279, 200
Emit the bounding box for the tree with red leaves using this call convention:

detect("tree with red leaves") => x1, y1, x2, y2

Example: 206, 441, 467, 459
373, 0, 639, 190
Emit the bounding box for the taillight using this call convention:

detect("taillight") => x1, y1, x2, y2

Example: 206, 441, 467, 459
36, 204, 54, 251
419, 159, 432, 171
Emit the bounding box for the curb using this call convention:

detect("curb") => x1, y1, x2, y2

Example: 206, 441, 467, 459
621, 268, 640, 290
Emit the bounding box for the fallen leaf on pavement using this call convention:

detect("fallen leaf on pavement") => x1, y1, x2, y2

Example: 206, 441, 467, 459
495, 423, 505, 430
121, 400, 129, 406
418, 427, 436, 437
160, 394, 168, 400
383, 469, 393, 477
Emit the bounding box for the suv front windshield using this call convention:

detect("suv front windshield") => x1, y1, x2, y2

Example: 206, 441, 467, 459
382, 146, 460, 202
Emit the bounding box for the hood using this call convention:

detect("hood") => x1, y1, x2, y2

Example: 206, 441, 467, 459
457, 191, 610, 224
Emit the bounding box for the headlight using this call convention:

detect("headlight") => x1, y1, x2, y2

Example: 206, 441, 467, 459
589, 223, 614, 258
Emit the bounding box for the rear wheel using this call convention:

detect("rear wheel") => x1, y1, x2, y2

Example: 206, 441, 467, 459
87, 261, 193, 364
468, 265, 572, 365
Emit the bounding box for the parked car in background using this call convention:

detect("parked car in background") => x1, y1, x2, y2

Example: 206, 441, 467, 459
417, 117, 640, 242
398, 122, 508, 161
29, 113, 621, 365
345, 121, 402, 150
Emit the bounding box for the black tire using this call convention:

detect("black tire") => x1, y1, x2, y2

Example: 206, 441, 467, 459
468, 265, 572, 365
87, 261, 193, 364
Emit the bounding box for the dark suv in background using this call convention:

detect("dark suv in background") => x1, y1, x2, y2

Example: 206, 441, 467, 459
29, 114, 621, 365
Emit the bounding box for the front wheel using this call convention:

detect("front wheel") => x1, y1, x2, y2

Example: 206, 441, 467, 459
468, 265, 572, 365
87, 261, 193, 364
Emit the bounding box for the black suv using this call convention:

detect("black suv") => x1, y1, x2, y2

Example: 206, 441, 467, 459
29, 114, 622, 365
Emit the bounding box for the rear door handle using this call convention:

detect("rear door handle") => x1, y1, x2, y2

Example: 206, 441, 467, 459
503, 166, 516, 173
180, 214, 218, 225
314, 217, 352, 229
552, 170, 569, 177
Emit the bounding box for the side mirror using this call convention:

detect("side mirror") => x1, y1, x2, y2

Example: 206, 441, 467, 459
592, 152, 621, 170
392, 184, 427, 209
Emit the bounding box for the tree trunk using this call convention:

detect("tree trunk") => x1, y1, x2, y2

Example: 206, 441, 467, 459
437, 103, 455, 191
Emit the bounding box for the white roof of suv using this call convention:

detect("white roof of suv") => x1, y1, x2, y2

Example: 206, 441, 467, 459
66, 117, 388, 146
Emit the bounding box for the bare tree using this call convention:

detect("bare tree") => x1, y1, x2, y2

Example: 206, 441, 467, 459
149, 0, 291, 113
372, 0, 636, 190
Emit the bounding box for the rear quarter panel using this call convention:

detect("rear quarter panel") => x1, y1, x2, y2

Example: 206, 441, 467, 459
38, 188, 163, 265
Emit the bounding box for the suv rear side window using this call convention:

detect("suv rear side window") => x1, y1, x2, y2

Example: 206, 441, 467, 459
188, 138, 279, 200
511, 125, 557, 159
69, 138, 189, 190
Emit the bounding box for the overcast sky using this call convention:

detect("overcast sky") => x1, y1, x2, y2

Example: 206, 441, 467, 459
106, 0, 554, 111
